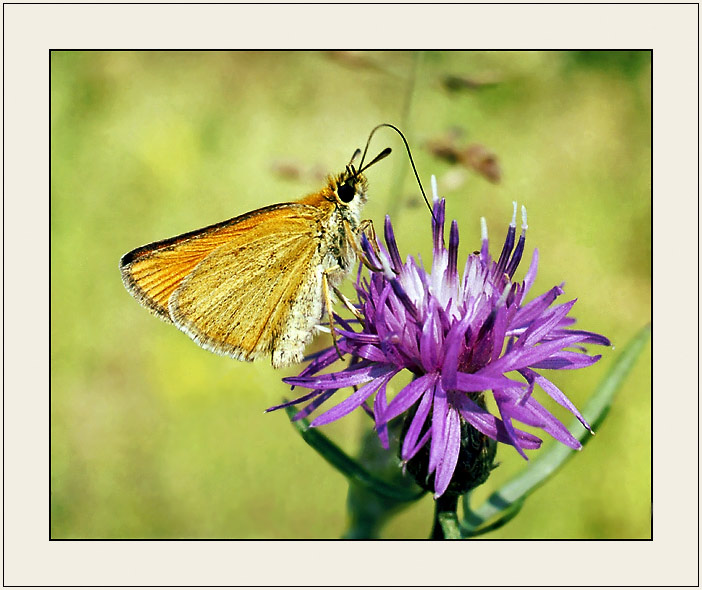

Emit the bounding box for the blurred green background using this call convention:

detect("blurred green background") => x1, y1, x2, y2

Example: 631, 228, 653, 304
51, 51, 651, 539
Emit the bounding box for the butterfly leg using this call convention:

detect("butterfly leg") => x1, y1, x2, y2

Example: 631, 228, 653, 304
358, 218, 379, 250
343, 220, 381, 271
330, 284, 364, 325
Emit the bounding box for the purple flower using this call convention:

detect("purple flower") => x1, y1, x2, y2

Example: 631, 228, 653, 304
273, 178, 610, 498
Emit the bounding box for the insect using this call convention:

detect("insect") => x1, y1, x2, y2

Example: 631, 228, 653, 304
120, 129, 398, 368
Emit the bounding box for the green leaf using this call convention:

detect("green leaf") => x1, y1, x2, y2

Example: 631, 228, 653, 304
462, 323, 651, 534
461, 497, 525, 538
284, 405, 425, 503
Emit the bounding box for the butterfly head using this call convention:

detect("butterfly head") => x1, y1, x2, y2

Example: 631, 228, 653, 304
331, 168, 368, 209
329, 146, 392, 210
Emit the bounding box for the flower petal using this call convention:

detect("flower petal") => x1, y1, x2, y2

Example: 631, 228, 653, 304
434, 408, 462, 498
491, 303, 508, 361
311, 371, 396, 427
420, 307, 442, 372
334, 329, 381, 344
265, 389, 326, 413
519, 299, 576, 347
292, 389, 338, 420
498, 390, 581, 449
511, 284, 563, 329
383, 373, 436, 423
521, 368, 591, 432
489, 334, 587, 373
494, 391, 529, 459
284, 362, 389, 390
553, 329, 611, 346
384, 215, 403, 272
454, 370, 525, 393
428, 381, 448, 475
453, 393, 542, 449
374, 380, 390, 448
530, 352, 602, 370
400, 387, 434, 460
522, 248, 539, 297
440, 315, 471, 390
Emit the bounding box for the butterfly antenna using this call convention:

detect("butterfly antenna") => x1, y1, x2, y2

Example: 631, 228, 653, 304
359, 123, 435, 221
349, 148, 362, 166
358, 147, 392, 173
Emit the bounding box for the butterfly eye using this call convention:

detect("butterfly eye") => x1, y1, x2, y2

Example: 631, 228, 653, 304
337, 182, 356, 203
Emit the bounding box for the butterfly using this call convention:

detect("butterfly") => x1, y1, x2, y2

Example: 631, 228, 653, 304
120, 141, 391, 368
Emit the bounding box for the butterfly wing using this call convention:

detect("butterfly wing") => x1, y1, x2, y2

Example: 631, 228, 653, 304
121, 202, 330, 367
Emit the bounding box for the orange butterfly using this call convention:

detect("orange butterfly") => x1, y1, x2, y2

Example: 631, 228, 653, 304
120, 144, 391, 368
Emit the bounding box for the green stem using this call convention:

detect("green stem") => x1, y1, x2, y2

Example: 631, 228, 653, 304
431, 492, 461, 539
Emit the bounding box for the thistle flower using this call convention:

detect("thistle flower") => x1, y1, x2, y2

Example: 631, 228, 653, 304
274, 178, 610, 498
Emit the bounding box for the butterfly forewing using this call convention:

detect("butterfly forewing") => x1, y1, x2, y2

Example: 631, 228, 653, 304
120, 204, 313, 320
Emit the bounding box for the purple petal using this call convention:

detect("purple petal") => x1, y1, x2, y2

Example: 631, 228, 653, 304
494, 392, 529, 459
384, 215, 403, 272
434, 408, 462, 498
353, 344, 388, 362
530, 352, 602, 370
511, 284, 563, 329
372, 283, 394, 336
479, 220, 490, 265
488, 334, 587, 373
373, 381, 391, 449
440, 316, 472, 390
522, 248, 539, 297
428, 381, 448, 475
495, 220, 516, 275
311, 372, 396, 427
454, 370, 526, 393
432, 198, 446, 252
505, 231, 526, 278
284, 362, 390, 390
499, 391, 581, 449
295, 346, 350, 380
448, 220, 460, 286
491, 304, 508, 361
360, 233, 383, 270
419, 308, 441, 372
452, 393, 542, 449
522, 368, 591, 432
293, 389, 338, 420
519, 299, 576, 347
383, 373, 437, 423
400, 387, 434, 460
334, 329, 381, 344
552, 329, 611, 346
389, 277, 419, 321
406, 428, 432, 463
266, 389, 326, 413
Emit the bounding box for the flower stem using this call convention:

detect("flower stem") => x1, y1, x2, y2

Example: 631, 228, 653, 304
431, 492, 461, 539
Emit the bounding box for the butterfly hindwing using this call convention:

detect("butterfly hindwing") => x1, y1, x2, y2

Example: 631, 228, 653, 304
169, 226, 323, 366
